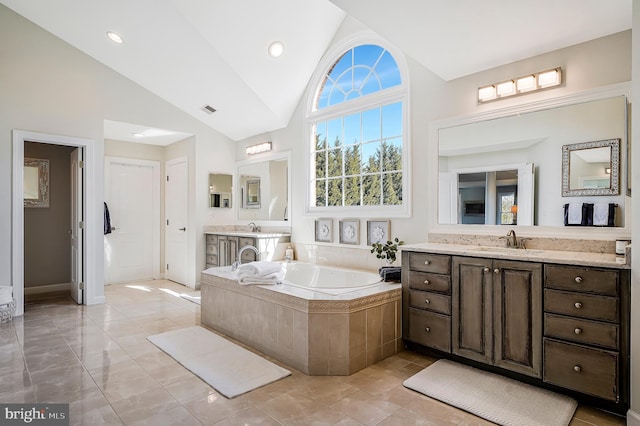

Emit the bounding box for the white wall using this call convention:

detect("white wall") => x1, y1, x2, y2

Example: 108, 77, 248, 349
0, 5, 235, 295
233, 18, 631, 252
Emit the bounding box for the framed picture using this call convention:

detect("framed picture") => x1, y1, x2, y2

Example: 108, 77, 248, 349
339, 219, 359, 245
24, 158, 50, 208
315, 218, 333, 243
367, 220, 390, 245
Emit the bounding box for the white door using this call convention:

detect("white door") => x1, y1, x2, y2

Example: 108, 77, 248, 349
70, 148, 83, 304
165, 158, 189, 285
104, 158, 160, 283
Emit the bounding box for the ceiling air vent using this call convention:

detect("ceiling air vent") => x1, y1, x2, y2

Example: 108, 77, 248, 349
201, 105, 217, 114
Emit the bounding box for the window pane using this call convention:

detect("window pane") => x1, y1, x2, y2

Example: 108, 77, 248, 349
354, 45, 384, 68
344, 113, 361, 145
328, 50, 352, 83
383, 172, 402, 205
344, 176, 361, 206
353, 66, 370, 94
315, 151, 326, 179
327, 118, 342, 147
362, 141, 380, 173
327, 178, 343, 206
382, 102, 402, 139
344, 144, 361, 176
382, 138, 402, 172
327, 148, 343, 178
362, 108, 381, 142
362, 174, 381, 205
314, 122, 327, 150
315, 179, 326, 206
378, 51, 402, 88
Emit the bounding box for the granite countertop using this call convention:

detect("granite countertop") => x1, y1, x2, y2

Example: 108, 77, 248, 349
204, 231, 290, 238
401, 242, 630, 269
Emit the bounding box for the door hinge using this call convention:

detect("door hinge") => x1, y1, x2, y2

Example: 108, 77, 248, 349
166, 219, 169, 226
166, 175, 169, 182
166, 264, 169, 270
79, 282, 84, 290
79, 221, 84, 229
78, 160, 84, 169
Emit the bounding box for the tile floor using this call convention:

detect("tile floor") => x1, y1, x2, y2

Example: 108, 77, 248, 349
0, 280, 626, 425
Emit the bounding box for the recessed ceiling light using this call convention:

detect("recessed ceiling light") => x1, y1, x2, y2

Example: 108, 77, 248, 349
132, 132, 144, 137
107, 31, 124, 44
268, 41, 284, 58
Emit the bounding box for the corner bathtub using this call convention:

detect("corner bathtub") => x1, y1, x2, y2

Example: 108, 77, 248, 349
200, 262, 401, 375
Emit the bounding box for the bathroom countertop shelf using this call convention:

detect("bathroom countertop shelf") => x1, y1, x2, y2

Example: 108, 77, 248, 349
401, 243, 629, 269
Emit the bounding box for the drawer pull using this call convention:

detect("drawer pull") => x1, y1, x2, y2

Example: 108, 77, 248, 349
574, 328, 582, 335
574, 302, 583, 309
425, 326, 430, 333
575, 276, 583, 283
483, 267, 490, 273
573, 365, 582, 373
424, 299, 431, 304
424, 260, 430, 265
424, 280, 430, 285
494, 268, 500, 274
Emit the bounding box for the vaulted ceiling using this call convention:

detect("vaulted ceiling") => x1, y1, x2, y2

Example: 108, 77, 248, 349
1, 0, 632, 142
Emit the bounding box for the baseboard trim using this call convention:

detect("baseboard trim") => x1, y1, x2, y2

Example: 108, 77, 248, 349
24, 283, 70, 295
628, 409, 640, 426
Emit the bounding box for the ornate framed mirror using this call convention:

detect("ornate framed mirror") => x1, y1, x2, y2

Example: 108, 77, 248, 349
562, 138, 620, 197
23, 157, 49, 208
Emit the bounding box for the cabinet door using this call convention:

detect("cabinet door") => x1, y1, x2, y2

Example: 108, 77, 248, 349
493, 259, 542, 377
452, 257, 493, 364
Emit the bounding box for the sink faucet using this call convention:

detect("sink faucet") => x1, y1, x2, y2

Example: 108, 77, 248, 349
248, 222, 260, 232
506, 229, 517, 248
231, 245, 259, 271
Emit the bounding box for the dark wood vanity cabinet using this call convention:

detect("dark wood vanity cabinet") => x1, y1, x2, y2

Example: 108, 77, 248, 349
542, 265, 629, 403
402, 251, 452, 353
402, 249, 630, 408
451, 256, 542, 378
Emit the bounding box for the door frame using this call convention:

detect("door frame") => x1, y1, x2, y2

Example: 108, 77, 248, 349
12, 130, 102, 316
104, 156, 161, 282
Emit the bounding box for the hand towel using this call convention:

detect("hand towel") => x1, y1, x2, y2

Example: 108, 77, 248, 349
236, 261, 283, 277
593, 203, 610, 226
239, 270, 286, 285
0, 286, 13, 305
566, 202, 583, 225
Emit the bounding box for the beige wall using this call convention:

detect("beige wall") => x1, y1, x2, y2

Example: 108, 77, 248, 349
24, 142, 75, 287
0, 5, 235, 292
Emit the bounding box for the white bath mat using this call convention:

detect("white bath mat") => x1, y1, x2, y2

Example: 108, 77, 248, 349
148, 326, 290, 398
404, 359, 577, 426
179, 291, 201, 305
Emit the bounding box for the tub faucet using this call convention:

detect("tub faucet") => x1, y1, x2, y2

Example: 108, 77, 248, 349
231, 245, 259, 271
248, 222, 260, 232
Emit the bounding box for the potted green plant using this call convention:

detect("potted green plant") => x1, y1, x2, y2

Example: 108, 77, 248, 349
371, 237, 403, 282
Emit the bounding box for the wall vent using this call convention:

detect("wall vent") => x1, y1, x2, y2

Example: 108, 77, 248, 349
201, 105, 217, 114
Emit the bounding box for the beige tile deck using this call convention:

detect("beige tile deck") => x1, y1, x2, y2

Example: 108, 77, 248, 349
0, 280, 625, 425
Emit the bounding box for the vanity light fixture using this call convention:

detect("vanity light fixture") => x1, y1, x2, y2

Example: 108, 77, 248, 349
478, 67, 562, 103
246, 142, 272, 155
106, 31, 124, 44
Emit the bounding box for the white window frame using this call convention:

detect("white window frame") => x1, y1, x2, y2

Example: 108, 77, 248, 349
304, 33, 411, 218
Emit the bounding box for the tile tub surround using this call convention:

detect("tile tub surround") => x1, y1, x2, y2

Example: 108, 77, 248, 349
200, 269, 402, 375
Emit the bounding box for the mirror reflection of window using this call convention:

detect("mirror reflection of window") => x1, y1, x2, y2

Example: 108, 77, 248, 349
569, 147, 611, 190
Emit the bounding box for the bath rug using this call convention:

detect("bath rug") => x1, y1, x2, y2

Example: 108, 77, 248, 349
148, 326, 290, 398
179, 291, 201, 305
403, 359, 577, 426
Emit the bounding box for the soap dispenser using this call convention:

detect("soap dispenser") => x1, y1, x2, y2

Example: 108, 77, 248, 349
285, 245, 294, 262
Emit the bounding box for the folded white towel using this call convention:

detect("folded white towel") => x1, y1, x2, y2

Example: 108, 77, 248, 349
239, 270, 285, 286
236, 261, 283, 277
593, 203, 609, 226
0, 287, 13, 305
567, 202, 582, 225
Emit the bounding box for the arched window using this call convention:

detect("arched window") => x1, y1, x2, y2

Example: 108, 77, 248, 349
307, 42, 408, 214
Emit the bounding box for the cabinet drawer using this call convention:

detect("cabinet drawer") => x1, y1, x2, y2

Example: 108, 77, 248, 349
408, 271, 451, 293
407, 308, 451, 353
206, 244, 218, 255
544, 265, 618, 296
544, 289, 618, 323
544, 313, 618, 350
409, 290, 451, 315
408, 252, 451, 274
543, 338, 618, 401
206, 234, 219, 245
239, 237, 256, 247
206, 255, 218, 266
